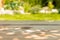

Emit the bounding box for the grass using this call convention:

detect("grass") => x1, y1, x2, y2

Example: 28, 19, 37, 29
0, 13, 60, 21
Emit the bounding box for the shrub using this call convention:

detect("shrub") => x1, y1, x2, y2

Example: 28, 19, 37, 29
29, 5, 41, 14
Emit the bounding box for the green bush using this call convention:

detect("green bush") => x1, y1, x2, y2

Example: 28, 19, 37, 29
23, 3, 31, 12
4, 0, 21, 10
29, 5, 41, 14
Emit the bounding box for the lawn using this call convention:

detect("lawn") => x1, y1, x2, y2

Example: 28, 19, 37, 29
0, 13, 60, 21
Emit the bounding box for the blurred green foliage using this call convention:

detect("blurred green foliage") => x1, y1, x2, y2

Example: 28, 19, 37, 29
4, 0, 60, 9
4, 0, 21, 10
48, 1, 54, 10
0, 0, 60, 20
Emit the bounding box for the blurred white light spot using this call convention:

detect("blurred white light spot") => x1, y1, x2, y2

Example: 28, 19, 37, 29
50, 30, 59, 32
31, 35, 39, 38
33, 36, 47, 39
6, 32, 15, 35
5, 10, 14, 15
52, 9, 58, 13
25, 30, 34, 33
24, 36, 32, 39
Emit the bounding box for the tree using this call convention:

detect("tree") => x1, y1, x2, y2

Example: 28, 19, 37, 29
0, 0, 4, 9
54, 0, 60, 8
48, 0, 54, 9
4, 0, 21, 10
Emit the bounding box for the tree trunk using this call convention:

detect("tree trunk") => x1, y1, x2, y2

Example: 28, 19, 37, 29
0, 0, 4, 9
